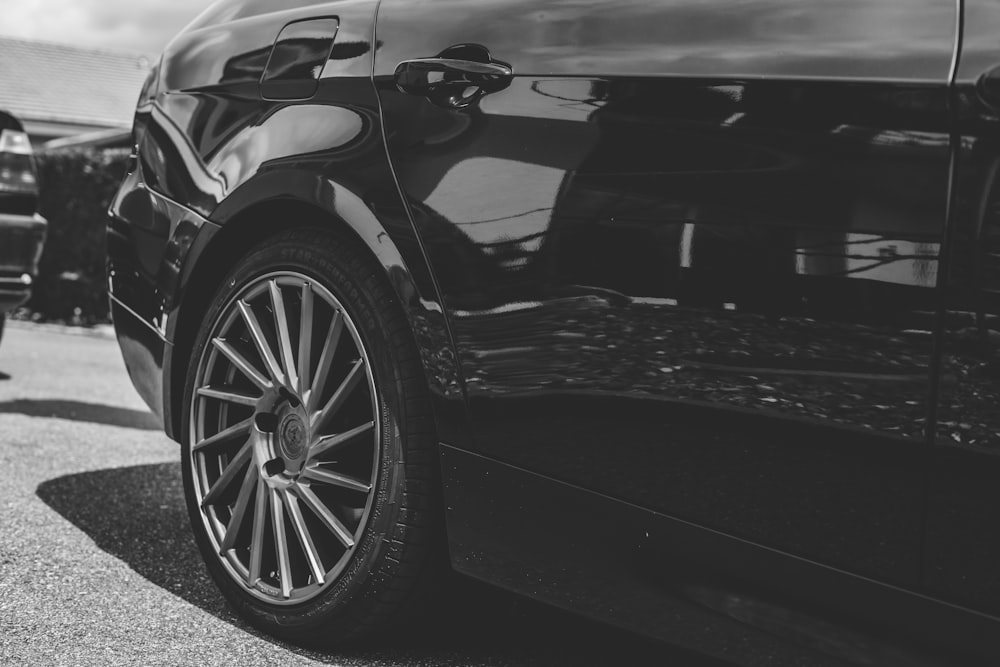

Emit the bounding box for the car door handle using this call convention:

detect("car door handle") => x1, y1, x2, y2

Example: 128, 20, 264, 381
394, 57, 512, 108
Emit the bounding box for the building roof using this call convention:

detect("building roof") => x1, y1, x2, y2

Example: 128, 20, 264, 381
0, 35, 151, 130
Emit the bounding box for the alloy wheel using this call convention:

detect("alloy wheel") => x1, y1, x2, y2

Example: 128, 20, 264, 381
188, 271, 380, 605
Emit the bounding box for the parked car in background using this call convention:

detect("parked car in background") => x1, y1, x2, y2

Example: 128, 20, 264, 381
107, 1, 1000, 665
0, 110, 45, 346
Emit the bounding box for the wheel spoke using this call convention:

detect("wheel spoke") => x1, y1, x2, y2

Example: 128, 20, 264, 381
270, 488, 293, 599
282, 488, 325, 586
193, 271, 380, 603
196, 386, 259, 408
269, 281, 299, 393
238, 300, 286, 387
212, 338, 272, 391
295, 483, 355, 548
202, 439, 253, 506
311, 359, 365, 431
220, 463, 258, 552
306, 311, 343, 413
248, 476, 268, 586
310, 421, 375, 459
302, 465, 372, 494
193, 417, 253, 452
298, 283, 314, 396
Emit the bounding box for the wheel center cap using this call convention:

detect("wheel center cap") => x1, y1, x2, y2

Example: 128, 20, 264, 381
279, 413, 307, 460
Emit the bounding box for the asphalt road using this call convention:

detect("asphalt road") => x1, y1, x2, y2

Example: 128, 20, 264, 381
0, 322, 719, 667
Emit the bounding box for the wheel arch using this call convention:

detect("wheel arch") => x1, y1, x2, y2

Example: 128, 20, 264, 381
164, 173, 463, 445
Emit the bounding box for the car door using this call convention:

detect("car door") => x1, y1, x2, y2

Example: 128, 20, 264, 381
922, 0, 1000, 619
374, 0, 956, 590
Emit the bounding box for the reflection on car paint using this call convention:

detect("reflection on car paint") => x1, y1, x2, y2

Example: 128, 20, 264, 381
109, 0, 467, 448
921, 17, 1000, 616
376, 0, 951, 608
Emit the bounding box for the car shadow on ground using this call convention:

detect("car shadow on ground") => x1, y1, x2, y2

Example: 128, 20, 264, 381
37, 463, 692, 667
0, 399, 159, 430
0, 371, 11, 381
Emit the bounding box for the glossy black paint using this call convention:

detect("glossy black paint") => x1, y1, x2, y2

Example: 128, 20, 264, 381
376, 0, 951, 593
107, 0, 467, 445
443, 446, 999, 666
921, 0, 1000, 622
106, 0, 1000, 663
376, 0, 956, 81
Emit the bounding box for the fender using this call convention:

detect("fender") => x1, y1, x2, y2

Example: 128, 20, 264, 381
211, 168, 424, 291
161, 168, 469, 449
112, 0, 469, 449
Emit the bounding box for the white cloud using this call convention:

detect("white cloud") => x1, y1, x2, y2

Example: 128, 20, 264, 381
0, 0, 211, 54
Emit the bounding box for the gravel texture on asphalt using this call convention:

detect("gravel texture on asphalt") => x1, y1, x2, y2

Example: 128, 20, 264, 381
0, 324, 707, 667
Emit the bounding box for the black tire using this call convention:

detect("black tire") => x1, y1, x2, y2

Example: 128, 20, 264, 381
0, 313, 5, 348
180, 227, 440, 646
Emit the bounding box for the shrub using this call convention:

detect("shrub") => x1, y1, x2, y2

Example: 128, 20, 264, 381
26, 148, 129, 324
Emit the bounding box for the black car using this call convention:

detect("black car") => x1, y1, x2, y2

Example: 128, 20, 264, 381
107, 1, 1000, 664
0, 111, 45, 345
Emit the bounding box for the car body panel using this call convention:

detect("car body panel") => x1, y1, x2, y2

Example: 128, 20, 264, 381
106, 0, 468, 445
921, 0, 1000, 620
375, 0, 952, 585
374, 0, 956, 81
107, 177, 216, 427
443, 445, 999, 665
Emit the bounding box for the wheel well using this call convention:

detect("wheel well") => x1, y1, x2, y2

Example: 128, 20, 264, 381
168, 198, 367, 440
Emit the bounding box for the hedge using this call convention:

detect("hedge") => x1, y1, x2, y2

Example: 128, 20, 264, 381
24, 148, 130, 324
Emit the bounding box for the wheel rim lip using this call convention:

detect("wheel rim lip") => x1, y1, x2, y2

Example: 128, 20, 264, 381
188, 269, 382, 606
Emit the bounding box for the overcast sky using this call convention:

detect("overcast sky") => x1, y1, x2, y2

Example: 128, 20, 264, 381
0, 0, 212, 54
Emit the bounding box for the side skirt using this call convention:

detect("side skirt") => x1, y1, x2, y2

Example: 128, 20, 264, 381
440, 445, 999, 666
